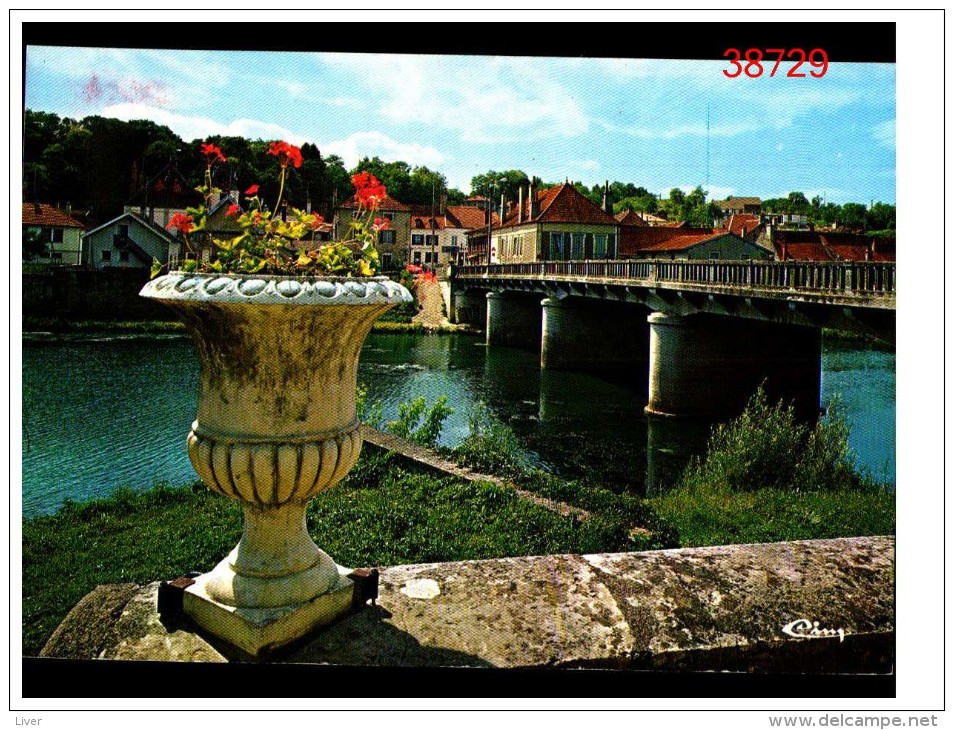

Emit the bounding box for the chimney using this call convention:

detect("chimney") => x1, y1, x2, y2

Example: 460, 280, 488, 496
518, 186, 524, 224
500, 193, 506, 223
65, 202, 72, 215
33, 201, 41, 215
602, 180, 613, 214
529, 182, 539, 219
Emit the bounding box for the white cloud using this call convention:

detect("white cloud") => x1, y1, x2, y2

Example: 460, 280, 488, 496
323, 131, 446, 170
99, 103, 305, 145
319, 53, 588, 144
871, 119, 895, 149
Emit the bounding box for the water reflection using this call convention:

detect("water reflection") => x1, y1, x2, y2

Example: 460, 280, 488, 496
21, 332, 895, 517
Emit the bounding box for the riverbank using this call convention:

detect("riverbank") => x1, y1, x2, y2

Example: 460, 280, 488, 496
21, 316, 478, 338
23, 420, 895, 657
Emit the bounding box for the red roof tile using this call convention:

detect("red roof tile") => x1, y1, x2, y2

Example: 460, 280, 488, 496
499, 183, 617, 229
22, 203, 86, 228
724, 213, 761, 236
619, 226, 714, 256
615, 209, 647, 226
632, 232, 733, 253
446, 205, 495, 230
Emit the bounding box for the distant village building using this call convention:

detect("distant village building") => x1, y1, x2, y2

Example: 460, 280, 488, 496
335, 192, 411, 272
409, 204, 490, 268
620, 228, 770, 260
22, 202, 87, 265
81, 211, 179, 270
714, 196, 762, 217
488, 181, 619, 263
770, 230, 895, 262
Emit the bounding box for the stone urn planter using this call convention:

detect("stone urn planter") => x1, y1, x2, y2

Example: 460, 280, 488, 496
140, 271, 412, 655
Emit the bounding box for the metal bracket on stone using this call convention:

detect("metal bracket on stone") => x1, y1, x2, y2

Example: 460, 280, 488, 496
347, 568, 380, 610
157, 576, 196, 617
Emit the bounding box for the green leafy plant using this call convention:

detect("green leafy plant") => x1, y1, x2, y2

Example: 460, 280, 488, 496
385, 395, 453, 448
153, 141, 386, 278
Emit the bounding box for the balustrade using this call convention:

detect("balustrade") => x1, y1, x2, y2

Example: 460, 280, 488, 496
455, 259, 895, 300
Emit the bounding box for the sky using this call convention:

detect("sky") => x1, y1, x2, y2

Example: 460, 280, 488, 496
23, 45, 895, 206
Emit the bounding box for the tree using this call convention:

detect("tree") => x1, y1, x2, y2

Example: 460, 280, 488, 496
407, 166, 449, 208
470, 169, 530, 206
840, 202, 868, 231
866, 202, 895, 232
786, 191, 810, 215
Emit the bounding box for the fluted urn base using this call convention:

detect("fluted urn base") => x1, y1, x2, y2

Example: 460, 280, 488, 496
183, 564, 355, 658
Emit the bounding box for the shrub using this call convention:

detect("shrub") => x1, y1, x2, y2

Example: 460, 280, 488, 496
385, 395, 453, 448
452, 402, 528, 478
679, 386, 879, 493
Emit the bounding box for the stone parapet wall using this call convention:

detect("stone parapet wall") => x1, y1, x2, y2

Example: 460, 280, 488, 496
39, 536, 893, 674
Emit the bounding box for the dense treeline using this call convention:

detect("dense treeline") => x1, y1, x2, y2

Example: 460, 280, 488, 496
22, 110, 465, 222
24, 109, 895, 233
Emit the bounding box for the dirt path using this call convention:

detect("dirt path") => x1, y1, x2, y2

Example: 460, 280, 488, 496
411, 277, 448, 330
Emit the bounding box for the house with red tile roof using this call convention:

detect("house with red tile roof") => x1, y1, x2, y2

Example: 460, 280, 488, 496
409, 204, 496, 269
771, 230, 896, 262
334, 192, 411, 271
489, 182, 619, 263
22, 202, 88, 264
615, 209, 647, 227
622, 229, 771, 260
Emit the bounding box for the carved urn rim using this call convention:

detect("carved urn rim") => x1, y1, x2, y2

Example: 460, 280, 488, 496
140, 271, 414, 307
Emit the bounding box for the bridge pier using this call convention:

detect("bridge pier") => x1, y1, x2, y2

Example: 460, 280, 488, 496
486, 291, 542, 350
646, 312, 821, 420
452, 289, 487, 327
540, 297, 650, 371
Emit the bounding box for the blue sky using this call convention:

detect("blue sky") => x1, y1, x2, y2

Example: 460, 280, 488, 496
24, 45, 895, 205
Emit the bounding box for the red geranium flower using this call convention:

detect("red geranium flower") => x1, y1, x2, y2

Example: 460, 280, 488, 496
351, 171, 387, 211
308, 213, 325, 230
372, 216, 390, 232
200, 143, 226, 163
226, 203, 240, 217
245, 184, 259, 196
267, 141, 303, 169
166, 213, 194, 235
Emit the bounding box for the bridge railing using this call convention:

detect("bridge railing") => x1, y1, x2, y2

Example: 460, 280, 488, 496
455, 260, 896, 296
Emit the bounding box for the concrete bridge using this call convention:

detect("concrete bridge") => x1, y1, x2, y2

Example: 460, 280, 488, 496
448, 259, 895, 421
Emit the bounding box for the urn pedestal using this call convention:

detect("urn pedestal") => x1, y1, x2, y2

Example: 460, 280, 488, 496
140, 272, 412, 656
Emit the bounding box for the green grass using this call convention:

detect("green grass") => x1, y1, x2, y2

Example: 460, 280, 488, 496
22, 454, 647, 656
646, 481, 894, 548
22, 484, 241, 657
22, 318, 185, 334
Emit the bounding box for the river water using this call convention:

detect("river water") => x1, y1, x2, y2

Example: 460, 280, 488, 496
20, 332, 895, 518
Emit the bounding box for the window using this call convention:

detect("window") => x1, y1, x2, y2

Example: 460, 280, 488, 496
412, 234, 424, 246
379, 230, 396, 245
425, 235, 438, 246
607, 234, 617, 258
451, 235, 458, 246
594, 233, 607, 258
549, 232, 565, 260
118, 224, 129, 239
413, 251, 422, 264
424, 252, 435, 264
571, 233, 585, 259
381, 252, 393, 270
101, 249, 112, 262
119, 250, 130, 262
51, 228, 64, 244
